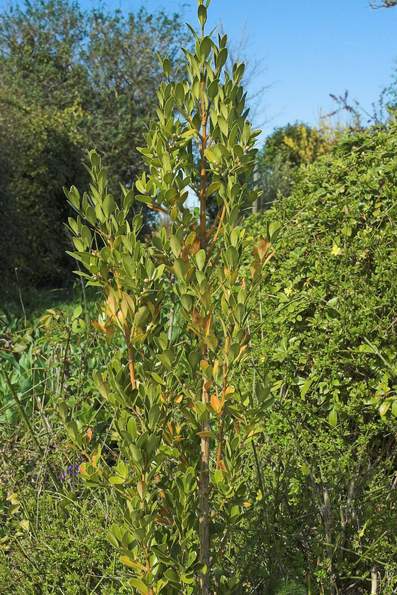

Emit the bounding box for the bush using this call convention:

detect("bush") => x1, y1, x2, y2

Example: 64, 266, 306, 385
243, 121, 397, 592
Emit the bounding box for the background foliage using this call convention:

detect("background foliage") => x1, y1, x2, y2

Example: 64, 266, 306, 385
0, 0, 188, 288
243, 117, 397, 592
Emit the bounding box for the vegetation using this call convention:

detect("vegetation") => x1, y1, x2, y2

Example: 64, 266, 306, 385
0, 0, 188, 287
64, 1, 272, 589
256, 122, 337, 211
243, 118, 397, 592
1, 0, 397, 593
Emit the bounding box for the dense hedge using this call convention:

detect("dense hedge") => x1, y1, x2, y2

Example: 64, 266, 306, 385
244, 120, 397, 591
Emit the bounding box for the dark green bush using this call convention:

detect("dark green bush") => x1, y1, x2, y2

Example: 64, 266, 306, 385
0, 0, 188, 288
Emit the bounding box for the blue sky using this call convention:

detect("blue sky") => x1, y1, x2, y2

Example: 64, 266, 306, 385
4, 0, 397, 136
79, 0, 397, 136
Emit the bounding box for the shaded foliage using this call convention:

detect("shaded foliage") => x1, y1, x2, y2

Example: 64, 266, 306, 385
0, 0, 188, 288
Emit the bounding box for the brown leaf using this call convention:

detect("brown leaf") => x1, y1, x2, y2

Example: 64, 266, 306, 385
256, 238, 271, 261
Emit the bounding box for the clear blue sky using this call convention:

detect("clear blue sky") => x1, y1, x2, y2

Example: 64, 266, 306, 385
79, 0, 397, 136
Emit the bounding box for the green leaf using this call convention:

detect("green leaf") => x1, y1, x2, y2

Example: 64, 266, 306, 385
134, 306, 150, 329
127, 417, 138, 439
164, 568, 179, 583
216, 47, 228, 69
135, 178, 147, 194
136, 194, 152, 205
174, 258, 188, 280
218, 117, 228, 136
72, 304, 83, 320
130, 444, 142, 465
109, 475, 126, 485
392, 400, 397, 418
233, 62, 245, 80
181, 294, 193, 311
68, 217, 79, 235
268, 221, 281, 241
148, 405, 161, 428
170, 235, 182, 257
207, 180, 222, 195
198, 4, 207, 27
181, 128, 197, 139
205, 146, 222, 164
213, 469, 224, 485
208, 80, 218, 100
103, 195, 116, 217
225, 246, 238, 268
379, 400, 391, 417
195, 249, 206, 271
188, 349, 201, 370
175, 82, 185, 103
230, 228, 240, 247
200, 37, 212, 59
328, 408, 338, 427
129, 578, 149, 594
67, 185, 81, 209
65, 420, 82, 447
150, 372, 166, 385
230, 504, 240, 518
300, 377, 313, 399
159, 349, 174, 369
162, 58, 171, 77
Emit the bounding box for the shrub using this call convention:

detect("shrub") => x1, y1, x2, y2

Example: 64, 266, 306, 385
244, 121, 397, 592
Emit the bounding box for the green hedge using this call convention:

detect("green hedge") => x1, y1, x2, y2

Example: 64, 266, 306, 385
243, 120, 397, 592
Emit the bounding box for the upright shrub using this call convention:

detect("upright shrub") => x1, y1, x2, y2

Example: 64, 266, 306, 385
66, 2, 271, 592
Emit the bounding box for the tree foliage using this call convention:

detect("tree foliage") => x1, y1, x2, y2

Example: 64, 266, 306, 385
370, 0, 397, 8
0, 0, 188, 287
256, 122, 335, 210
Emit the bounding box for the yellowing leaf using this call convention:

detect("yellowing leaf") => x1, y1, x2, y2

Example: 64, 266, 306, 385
256, 239, 271, 261
137, 480, 144, 499
379, 400, 391, 417
120, 555, 146, 571
210, 393, 223, 415
195, 249, 206, 271
197, 430, 212, 439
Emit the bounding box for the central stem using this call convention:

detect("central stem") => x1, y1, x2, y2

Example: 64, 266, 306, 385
125, 328, 136, 390
199, 71, 210, 594
199, 79, 208, 246
199, 377, 210, 594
